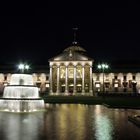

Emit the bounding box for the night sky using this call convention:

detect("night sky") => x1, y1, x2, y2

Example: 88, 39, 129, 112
0, 2, 140, 70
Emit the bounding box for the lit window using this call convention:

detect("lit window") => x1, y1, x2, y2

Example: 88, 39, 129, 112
114, 84, 118, 88
96, 83, 100, 88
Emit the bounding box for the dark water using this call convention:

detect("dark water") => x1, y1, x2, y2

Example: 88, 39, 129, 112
0, 104, 140, 140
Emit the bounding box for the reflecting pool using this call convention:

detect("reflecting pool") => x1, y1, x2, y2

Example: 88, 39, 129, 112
0, 104, 140, 140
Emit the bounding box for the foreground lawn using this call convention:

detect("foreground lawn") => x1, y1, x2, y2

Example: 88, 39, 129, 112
43, 96, 140, 108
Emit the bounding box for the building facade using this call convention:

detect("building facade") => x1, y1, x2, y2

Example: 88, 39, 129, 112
49, 41, 93, 95
0, 43, 139, 96
0, 71, 139, 96
93, 72, 138, 94
0, 73, 50, 96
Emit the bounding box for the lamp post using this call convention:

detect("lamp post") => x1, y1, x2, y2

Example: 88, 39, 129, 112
18, 63, 30, 73
97, 63, 109, 94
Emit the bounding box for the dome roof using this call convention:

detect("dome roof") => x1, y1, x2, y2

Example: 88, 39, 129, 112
63, 42, 86, 52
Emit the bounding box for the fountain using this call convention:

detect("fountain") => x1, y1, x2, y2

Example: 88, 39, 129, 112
0, 74, 45, 112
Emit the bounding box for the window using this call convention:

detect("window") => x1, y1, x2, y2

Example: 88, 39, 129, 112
133, 75, 136, 80
115, 76, 117, 80
123, 76, 126, 80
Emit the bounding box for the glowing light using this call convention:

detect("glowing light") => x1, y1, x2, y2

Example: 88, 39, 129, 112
97, 63, 109, 93
97, 63, 109, 70
69, 84, 74, 87
97, 65, 101, 69
114, 84, 118, 88
132, 80, 137, 83
105, 65, 109, 69
77, 84, 82, 87
4, 109, 9, 111
61, 84, 65, 87
96, 83, 100, 88
4, 83, 8, 86
25, 65, 29, 70
18, 64, 24, 70
18, 63, 30, 73
46, 84, 49, 87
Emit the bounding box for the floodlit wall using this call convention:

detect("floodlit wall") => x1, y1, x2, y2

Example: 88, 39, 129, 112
0, 72, 140, 95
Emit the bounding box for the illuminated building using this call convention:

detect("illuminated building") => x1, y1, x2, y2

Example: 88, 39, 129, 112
0, 31, 139, 96
0, 60, 140, 96
49, 41, 93, 95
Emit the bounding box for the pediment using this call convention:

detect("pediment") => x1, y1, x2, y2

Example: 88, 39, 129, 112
49, 51, 93, 61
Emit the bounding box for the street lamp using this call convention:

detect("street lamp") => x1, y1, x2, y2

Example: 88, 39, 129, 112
18, 63, 30, 73
97, 63, 109, 94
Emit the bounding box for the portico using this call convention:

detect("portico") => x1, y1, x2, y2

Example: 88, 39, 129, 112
49, 42, 94, 95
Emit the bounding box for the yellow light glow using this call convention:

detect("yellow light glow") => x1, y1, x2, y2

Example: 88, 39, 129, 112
96, 84, 100, 88
114, 84, 118, 88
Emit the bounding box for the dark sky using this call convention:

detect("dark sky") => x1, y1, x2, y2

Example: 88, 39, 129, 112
0, 2, 140, 68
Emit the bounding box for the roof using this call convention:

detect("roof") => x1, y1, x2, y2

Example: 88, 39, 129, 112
49, 41, 93, 61
49, 51, 93, 61
63, 42, 86, 52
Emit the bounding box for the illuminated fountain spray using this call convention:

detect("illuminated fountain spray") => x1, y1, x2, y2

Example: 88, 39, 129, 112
0, 74, 44, 112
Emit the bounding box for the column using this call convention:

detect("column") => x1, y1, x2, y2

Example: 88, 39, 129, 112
89, 65, 93, 95
73, 65, 77, 94
65, 65, 68, 94
82, 65, 85, 94
56, 65, 60, 94
49, 65, 53, 94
